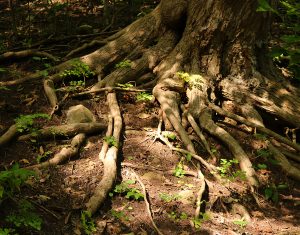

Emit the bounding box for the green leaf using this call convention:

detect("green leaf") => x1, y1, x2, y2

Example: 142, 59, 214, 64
257, 0, 279, 14
186, 153, 192, 161
272, 190, 279, 203
264, 187, 273, 200
281, 35, 300, 44
277, 184, 288, 190
257, 164, 267, 169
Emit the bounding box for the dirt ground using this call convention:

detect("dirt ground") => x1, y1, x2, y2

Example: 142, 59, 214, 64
0, 0, 300, 234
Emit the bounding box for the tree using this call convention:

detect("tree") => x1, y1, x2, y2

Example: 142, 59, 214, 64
1, 0, 300, 218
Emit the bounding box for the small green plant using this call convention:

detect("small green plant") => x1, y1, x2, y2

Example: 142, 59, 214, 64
256, 163, 268, 170
254, 133, 268, 140
60, 60, 94, 79
185, 153, 192, 161
0, 67, 7, 73
256, 148, 271, 158
233, 217, 248, 228
174, 162, 185, 178
115, 59, 132, 69
136, 92, 153, 102
163, 131, 177, 141
176, 71, 191, 82
110, 209, 129, 221
167, 211, 188, 222
159, 193, 181, 203
6, 200, 42, 231
190, 212, 210, 230
217, 159, 246, 181
116, 82, 134, 89
257, 0, 300, 81
109, 180, 144, 201
176, 71, 203, 89
81, 210, 97, 235
36, 151, 52, 164
0, 86, 10, 91
256, 148, 279, 165
67, 80, 85, 91
264, 183, 288, 203
0, 228, 15, 235
103, 136, 118, 147
0, 164, 36, 202
14, 113, 50, 133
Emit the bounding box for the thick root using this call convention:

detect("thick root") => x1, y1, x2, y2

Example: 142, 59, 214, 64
198, 109, 259, 187
18, 122, 106, 141
238, 103, 300, 181
0, 124, 18, 146
26, 133, 86, 170
43, 79, 58, 109
86, 92, 122, 215
209, 103, 300, 152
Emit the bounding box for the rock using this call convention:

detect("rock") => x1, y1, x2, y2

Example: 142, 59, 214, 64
66, 105, 96, 124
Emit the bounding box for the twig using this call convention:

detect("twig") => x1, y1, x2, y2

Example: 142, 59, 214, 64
129, 169, 165, 235
30, 200, 61, 220
70, 87, 150, 97
0, 49, 59, 62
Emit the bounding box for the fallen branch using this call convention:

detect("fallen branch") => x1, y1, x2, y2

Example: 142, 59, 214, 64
0, 49, 59, 62
26, 133, 86, 170
18, 122, 106, 141
70, 87, 150, 98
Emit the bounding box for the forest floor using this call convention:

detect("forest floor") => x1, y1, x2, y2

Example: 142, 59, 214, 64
0, 1, 300, 234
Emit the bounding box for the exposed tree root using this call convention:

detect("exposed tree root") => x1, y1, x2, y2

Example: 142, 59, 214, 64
267, 142, 300, 181
99, 115, 113, 161
26, 133, 86, 170
86, 92, 122, 215
237, 104, 300, 181
43, 79, 58, 109
0, 49, 59, 62
18, 122, 106, 141
0, 124, 17, 146
209, 103, 300, 152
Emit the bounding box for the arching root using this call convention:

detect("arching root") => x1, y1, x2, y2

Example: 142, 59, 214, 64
26, 133, 86, 170
85, 92, 122, 215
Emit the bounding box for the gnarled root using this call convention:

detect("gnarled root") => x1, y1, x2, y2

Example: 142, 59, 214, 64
18, 122, 106, 141
26, 133, 86, 170
238, 103, 300, 181
86, 92, 122, 215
